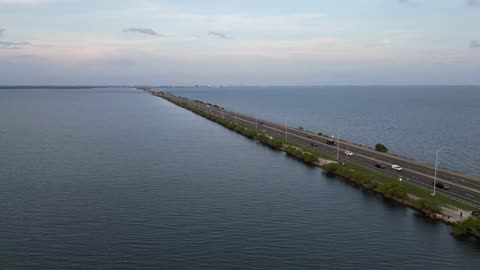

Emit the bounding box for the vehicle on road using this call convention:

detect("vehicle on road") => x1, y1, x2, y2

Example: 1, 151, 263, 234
434, 182, 450, 190
345, 151, 354, 156
326, 139, 336, 146
307, 135, 313, 138
375, 162, 386, 169
392, 165, 403, 171
260, 122, 264, 125
471, 211, 480, 217
310, 142, 318, 147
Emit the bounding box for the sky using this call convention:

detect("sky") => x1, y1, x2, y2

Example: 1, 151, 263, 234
0, 0, 479, 85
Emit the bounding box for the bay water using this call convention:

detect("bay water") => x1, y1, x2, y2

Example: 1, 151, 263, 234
1, 88, 479, 269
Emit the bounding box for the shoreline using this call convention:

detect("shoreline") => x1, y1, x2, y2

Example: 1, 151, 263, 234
143, 88, 480, 239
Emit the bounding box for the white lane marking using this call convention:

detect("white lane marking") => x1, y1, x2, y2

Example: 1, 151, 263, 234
465, 193, 475, 198
180, 98, 480, 195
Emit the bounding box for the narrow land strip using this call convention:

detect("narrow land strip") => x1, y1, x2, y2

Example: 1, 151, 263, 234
142, 87, 480, 238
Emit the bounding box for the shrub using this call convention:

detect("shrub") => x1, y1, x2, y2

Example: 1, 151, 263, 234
233, 125, 243, 133
269, 138, 283, 149
451, 217, 480, 237
363, 180, 380, 190
225, 122, 236, 130
242, 129, 258, 138
323, 163, 340, 173
284, 146, 302, 156
378, 182, 407, 200
301, 152, 319, 164
414, 198, 442, 214
375, 143, 388, 153
255, 134, 283, 149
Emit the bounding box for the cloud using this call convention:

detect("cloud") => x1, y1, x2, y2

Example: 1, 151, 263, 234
398, 0, 478, 7
208, 31, 231, 40
0, 28, 40, 49
382, 39, 393, 45
467, 0, 480, 7
0, 0, 53, 5
123, 27, 164, 37
102, 57, 135, 66
0, 40, 31, 49
470, 40, 480, 49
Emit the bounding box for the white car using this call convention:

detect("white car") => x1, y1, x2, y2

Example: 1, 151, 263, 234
345, 151, 354, 156
392, 164, 403, 171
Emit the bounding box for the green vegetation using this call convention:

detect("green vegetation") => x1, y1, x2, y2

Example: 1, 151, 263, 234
322, 161, 475, 211
413, 198, 442, 216
157, 93, 480, 238
351, 141, 480, 186
401, 182, 475, 211
282, 140, 336, 161
375, 143, 388, 153
301, 152, 319, 164
378, 182, 408, 201
323, 163, 407, 201
283, 146, 303, 157
177, 90, 480, 189
162, 95, 329, 166
451, 217, 480, 237
283, 146, 320, 165
256, 134, 283, 149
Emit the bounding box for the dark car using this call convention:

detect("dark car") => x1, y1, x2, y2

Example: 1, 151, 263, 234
326, 140, 336, 146
472, 211, 480, 217
435, 182, 450, 190
375, 162, 386, 169
307, 135, 313, 138
310, 142, 318, 147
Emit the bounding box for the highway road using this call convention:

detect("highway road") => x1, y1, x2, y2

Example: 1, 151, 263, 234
149, 89, 480, 208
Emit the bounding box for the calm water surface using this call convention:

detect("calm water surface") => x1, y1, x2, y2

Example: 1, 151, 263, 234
168, 86, 480, 176
0, 88, 479, 269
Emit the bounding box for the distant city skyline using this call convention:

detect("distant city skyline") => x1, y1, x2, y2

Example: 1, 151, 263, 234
0, 0, 479, 85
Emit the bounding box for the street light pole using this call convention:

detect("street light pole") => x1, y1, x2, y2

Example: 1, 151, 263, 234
285, 119, 288, 141
336, 129, 340, 160
255, 113, 257, 131
432, 149, 441, 196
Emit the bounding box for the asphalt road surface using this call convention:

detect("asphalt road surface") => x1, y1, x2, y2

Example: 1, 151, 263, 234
151, 90, 480, 208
